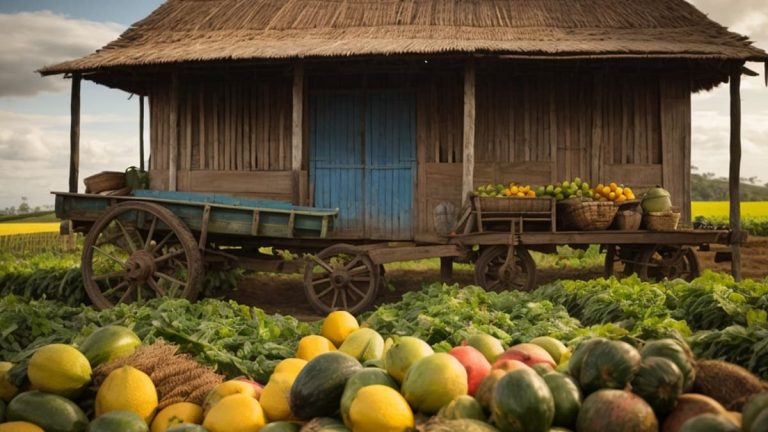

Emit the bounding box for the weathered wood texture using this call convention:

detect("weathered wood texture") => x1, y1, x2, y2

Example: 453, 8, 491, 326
462, 61, 476, 206
69, 73, 81, 193
729, 67, 742, 280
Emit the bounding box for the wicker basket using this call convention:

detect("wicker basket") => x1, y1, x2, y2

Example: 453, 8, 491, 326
84, 171, 126, 194
559, 201, 617, 231
472, 195, 553, 213
614, 210, 642, 231
644, 212, 681, 231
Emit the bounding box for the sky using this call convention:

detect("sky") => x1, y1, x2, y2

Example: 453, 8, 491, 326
0, 0, 766, 210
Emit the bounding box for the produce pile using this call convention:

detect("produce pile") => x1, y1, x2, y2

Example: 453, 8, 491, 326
474, 177, 638, 203
1, 272, 768, 431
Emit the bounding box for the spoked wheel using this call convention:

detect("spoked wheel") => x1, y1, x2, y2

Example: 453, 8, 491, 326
474, 245, 536, 292
603, 244, 642, 278
81, 202, 202, 309
636, 245, 701, 282
304, 244, 380, 315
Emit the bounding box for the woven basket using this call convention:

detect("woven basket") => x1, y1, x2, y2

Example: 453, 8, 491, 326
473, 195, 552, 213
84, 171, 126, 194
614, 210, 642, 231
644, 212, 681, 231
560, 201, 617, 231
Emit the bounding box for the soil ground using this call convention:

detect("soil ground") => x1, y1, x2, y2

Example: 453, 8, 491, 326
227, 237, 768, 320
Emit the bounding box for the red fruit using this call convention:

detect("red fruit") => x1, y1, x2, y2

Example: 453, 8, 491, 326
494, 343, 556, 369
234, 376, 264, 400
448, 346, 491, 396
491, 359, 530, 372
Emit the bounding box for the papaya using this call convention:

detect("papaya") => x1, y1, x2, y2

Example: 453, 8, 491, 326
338, 329, 384, 363
742, 393, 768, 432
88, 410, 149, 432
542, 372, 581, 429
641, 339, 695, 391
0, 422, 44, 432
677, 413, 739, 432
437, 395, 485, 421
383, 336, 433, 383
401, 353, 468, 414
578, 340, 640, 393
289, 352, 361, 420
79, 325, 141, 367
630, 357, 683, 416
576, 389, 657, 432
491, 367, 554, 432
6, 390, 88, 432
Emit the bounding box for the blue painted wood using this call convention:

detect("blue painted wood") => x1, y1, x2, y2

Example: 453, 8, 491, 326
309, 90, 416, 239
132, 189, 336, 214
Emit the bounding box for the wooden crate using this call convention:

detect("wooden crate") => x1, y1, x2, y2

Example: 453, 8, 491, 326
472, 195, 555, 233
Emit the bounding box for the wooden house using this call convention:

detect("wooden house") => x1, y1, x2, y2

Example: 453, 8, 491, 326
41, 0, 767, 248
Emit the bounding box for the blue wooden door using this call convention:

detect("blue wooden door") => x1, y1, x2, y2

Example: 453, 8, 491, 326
309, 90, 415, 239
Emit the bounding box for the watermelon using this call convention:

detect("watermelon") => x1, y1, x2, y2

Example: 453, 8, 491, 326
289, 352, 362, 420
750, 410, 768, 432
576, 389, 657, 432
437, 395, 485, 421
260, 421, 301, 432
630, 357, 683, 415
641, 339, 695, 391
78, 325, 141, 367
542, 373, 582, 429
166, 425, 208, 432
476, 369, 507, 413
677, 413, 739, 432
6, 391, 88, 432
742, 393, 768, 432
567, 338, 605, 380
492, 368, 554, 432
88, 410, 148, 432
579, 340, 640, 393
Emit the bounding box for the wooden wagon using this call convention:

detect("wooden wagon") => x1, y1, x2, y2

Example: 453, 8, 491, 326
40, 0, 766, 313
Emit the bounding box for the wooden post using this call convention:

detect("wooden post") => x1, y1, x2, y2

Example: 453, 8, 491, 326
169, 74, 179, 191
139, 95, 145, 171
69, 73, 81, 193
462, 59, 476, 207
292, 63, 305, 204
729, 65, 742, 281
440, 257, 453, 282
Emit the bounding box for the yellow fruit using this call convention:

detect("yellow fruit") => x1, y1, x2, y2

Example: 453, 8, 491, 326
203, 394, 266, 432
516, 192, 525, 197
609, 182, 618, 191
202, 380, 259, 415
259, 372, 294, 421
150, 402, 203, 432
321, 311, 359, 347
27, 344, 91, 398
510, 186, 519, 195
602, 186, 611, 196
615, 187, 623, 196
616, 195, 627, 202
0, 362, 19, 402
95, 365, 158, 423
595, 183, 604, 192
273, 358, 307, 378
296, 335, 337, 361
526, 190, 536, 197
0, 422, 44, 432
348, 385, 414, 432
626, 192, 636, 200
623, 187, 633, 196
608, 192, 616, 200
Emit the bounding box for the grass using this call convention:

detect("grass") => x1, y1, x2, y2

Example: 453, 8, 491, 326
691, 201, 768, 218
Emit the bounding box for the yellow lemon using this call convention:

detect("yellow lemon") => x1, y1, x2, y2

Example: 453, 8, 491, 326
202, 394, 266, 432
95, 365, 158, 423
150, 402, 203, 432
259, 373, 294, 421
273, 358, 307, 379
348, 385, 414, 432
296, 335, 336, 361
0, 362, 19, 402
0, 422, 45, 432
27, 344, 91, 398
321, 311, 359, 347
202, 379, 259, 415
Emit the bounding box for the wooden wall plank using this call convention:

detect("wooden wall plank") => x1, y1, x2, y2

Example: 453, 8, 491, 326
462, 61, 476, 206
168, 74, 179, 191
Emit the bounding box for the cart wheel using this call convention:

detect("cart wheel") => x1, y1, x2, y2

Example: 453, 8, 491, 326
304, 244, 380, 315
81, 202, 202, 309
636, 245, 701, 282
603, 244, 641, 278
474, 245, 536, 292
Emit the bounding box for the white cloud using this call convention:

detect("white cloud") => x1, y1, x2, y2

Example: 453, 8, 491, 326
0, 11, 123, 97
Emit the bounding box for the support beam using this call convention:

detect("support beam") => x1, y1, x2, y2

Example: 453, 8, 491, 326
462, 59, 476, 207
729, 65, 743, 280
139, 95, 145, 171
69, 73, 81, 193
292, 63, 305, 205
168, 74, 179, 191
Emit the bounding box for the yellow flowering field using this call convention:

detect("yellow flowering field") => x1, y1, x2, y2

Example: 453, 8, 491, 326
0, 223, 60, 235
691, 201, 768, 219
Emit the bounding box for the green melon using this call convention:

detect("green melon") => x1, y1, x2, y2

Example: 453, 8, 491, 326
542, 373, 581, 429
437, 395, 485, 421
0, 399, 5, 422
640, 339, 695, 391
422, 418, 500, 431
476, 369, 507, 413
339, 367, 398, 426
300, 417, 351, 431
677, 413, 739, 432
166, 424, 208, 432
401, 353, 468, 414
88, 410, 148, 432
259, 421, 301, 432
630, 357, 683, 416
289, 351, 362, 420
6, 390, 88, 432
338, 328, 384, 363
567, 338, 605, 380
750, 410, 768, 432
492, 367, 554, 432
78, 325, 141, 367
742, 393, 768, 432
579, 340, 640, 394
576, 389, 657, 432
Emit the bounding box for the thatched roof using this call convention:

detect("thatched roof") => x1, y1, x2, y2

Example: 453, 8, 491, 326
40, 0, 767, 75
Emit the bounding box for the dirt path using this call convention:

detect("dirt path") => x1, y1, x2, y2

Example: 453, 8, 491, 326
227, 237, 767, 320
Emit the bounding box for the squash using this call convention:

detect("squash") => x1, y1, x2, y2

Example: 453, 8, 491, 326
542, 372, 582, 429
491, 367, 554, 432
289, 352, 362, 420
631, 357, 683, 416
576, 389, 658, 432
6, 391, 88, 432
641, 339, 696, 391
578, 340, 640, 394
